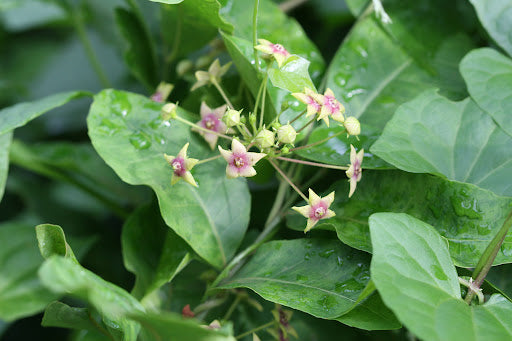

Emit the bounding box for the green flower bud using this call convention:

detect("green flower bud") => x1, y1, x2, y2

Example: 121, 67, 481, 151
161, 103, 177, 121
176, 60, 194, 77
271, 121, 282, 129
344, 116, 361, 136
281, 146, 290, 154
223, 108, 241, 127
249, 112, 257, 126
276, 124, 297, 144
255, 128, 274, 148
240, 116, 247, 124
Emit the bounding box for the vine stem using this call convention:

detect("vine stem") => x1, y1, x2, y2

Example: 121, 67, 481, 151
196, 154, 222, 165
70, 8, 111, 88
288, 109, 307, 125
236, 321, 274, 340
289, 129, 346, 152
464, 207, 512, 304
211, 78, 234, 109
258, 75, 268, 129
296, 117, 316, 133
274, 156, 348, 170
174, 116, 233, 140
268, 159, 308, 201
253, 0, 260, 70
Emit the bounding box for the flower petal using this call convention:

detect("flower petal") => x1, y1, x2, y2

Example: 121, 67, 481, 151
324, 209, 336, 220
323, 191, 335, 207
248, 151, 266, 165
213, 104, 227, 119
200, 102, 212, 118
183, 171, 198, 187
218, 146, 232, 162
177, 142, 189, 158
203, 132, 218, 150
308, 188, 321, 205
239, 166, 257, 178
185, 158, 198, 170
226, 165, 239, 179
231, 139, 247, 155
304, 218, 319, 233
292, 204, 311, 218
348, 177, 358, 198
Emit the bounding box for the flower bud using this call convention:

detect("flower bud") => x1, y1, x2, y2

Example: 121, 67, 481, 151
344, 116, 361, 136
151, 82, 174, 103
255, 128, 274, 148
161, 103, 177, 120
276, 124, 297, 144
240, 116, 247, 124
223, 109, 241, 127
195, 55, 212, 70
280, 146, 290, 154
176, 60, 194, 77
249, 112, 257, 126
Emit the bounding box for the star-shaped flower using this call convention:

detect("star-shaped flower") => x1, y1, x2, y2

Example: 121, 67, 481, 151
150, 82, 174, 102
164, 143, 198, 187
191, 59, 231, 91
254, 39, 291, 68
218, 139, 266, 179
292, 87, 322, 119
193, 102, 229, 150
346, 145, 364, 197
313, 88, 345, 126
292, 189, 336, 233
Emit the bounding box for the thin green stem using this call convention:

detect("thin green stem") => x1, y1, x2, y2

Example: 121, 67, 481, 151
459, 277, 484, 305
296, 117, 316, 133
275, 156, 348, 170
252, 0, 260, 71
290, 129, 345, 152
253, 75, 265, 127
196, 154, 222, 165
268, 159, 308, 201
258, 74, 268, 129
236, 321, 274, 340
175, 116, 233, 140
211, 78, 234, 109
288, 109, 307, 125
465, 207, 512, 304
70, 8, 111, 88
223, 294, 242, 320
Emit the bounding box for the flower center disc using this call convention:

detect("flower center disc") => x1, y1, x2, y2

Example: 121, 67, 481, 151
205, 117, 216, 130
234, 157, 245, 168
314, 207, 326, 218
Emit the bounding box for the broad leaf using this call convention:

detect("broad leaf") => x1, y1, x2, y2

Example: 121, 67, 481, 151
267, 55, 315, 93
460, 48, 512, 137
371, 90, 512, 197
131, 311, 236, 341
122, 203, 192, 300
39, 256, 144, 341
36, 223, 77, 261
468, 0, 512, 57
369, 213, 460, 341
0, 132, 12, 202
42, 301, 96, 332
288, 170, 512, 267
0, 220, 92, 321
87, 89, 250, 268
486, 264, 512, 299
218, 238, 397, 326
0, 91, 91, 135
115, 7, 157, 90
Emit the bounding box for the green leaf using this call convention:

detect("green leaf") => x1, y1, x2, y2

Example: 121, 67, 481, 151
369, 213, 461, 341
218, 238, 393, 321
0, 91, 91, 135
0, 132, 12, 202
0, 220, 93, 321
486, 264, 512, 299
42, 301, 96, 331
371, 90, 512, 197
460, 48, 512, 137
468, 0, 512, 57
345, 0, 369, 16
131, 311, 235, 341
87, 89, 250, 269
39, 256, 144, 341
147, 0, 183, 4
115, 7, 158, 90
288, 170, 512, 267
122, 203, 192, 300
267, 55, 315, 93
36, 223, 77, 261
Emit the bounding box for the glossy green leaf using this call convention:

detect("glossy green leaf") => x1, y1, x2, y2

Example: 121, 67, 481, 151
0, 220, 92, 321
36, 223, 77, 261
287, 170, 512, 267
369, 213, 461, 341
122, 203, 192, 300
0, 91, 91, 135
371, 90, 512, 197
267, 55, 315, 93
486, 264, 512, 299
131, 311, 235, 341
218, 239, 395, 323
87, 89, 250, 269
468, 0, 512, 57
460, 48, 512, 137
148, 0, 183, 4
39, 256, 144, 341
115, 7, 157, 90
42, 301, 96, 331
0, 132, 12, 202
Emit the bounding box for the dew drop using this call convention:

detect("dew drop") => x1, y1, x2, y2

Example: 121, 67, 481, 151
319, 249, 335, 258
501, 244, 512, 257
98, 119, 122, 136
129, 132, 152, 150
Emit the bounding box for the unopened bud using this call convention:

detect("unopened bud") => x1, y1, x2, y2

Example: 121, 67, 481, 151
249, 112, 257, 126
344, 116, 360, 136
240, 116, 247, 124
161, 103, 177, 120
176, 60, 194, 77
271, 122, 282, 129
195, 55, 212, 70
276, 124, 297, 144
280, 101, 290, 112
223, 109, 241, 127
281, 146, 290, 154
255, 128, 274, 148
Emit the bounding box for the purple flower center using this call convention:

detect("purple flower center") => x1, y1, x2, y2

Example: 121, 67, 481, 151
310, 201, 328, 220
171, 157, 186, 176
150, 92, 163, 102
324, 95, 340, 113
271, 44, 288, 56
202, 113, 220, 131
353, 160, 362, 179
307, 96, 321, 112
231, 153, 249, 170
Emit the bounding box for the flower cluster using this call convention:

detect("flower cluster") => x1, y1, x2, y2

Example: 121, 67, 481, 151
159, 40, 365, 232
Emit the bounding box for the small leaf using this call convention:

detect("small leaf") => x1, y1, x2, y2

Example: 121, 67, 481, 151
460, 48, 512, 137
42, 301, 96, 331
371, 90, 512, 197
36, 223, 76, 261
468, 0, 512, 57
0, 132, 12, 202
0, 91, 91, 135
39, 256, 144, 341
122, 203, 192, 300
267, 55, 315, 93
369, 213, 460, 341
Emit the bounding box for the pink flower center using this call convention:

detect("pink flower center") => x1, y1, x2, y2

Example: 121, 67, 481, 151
271, 44, 289, 56
234, 157, 245, 168
353, 160, 362, 179
310, 201, 327, 220
324, 95, 340, 114
150, 92, 163, 102
202, 113, 220, 131
171, 157, 186, 176
307, 96, 321, 112
231, 153, 249, 170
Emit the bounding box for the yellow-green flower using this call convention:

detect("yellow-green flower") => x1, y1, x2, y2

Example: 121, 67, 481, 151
292, 189, 336, 233
164, 143, 198, 187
